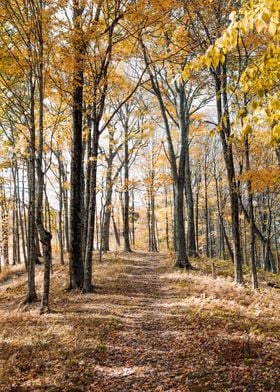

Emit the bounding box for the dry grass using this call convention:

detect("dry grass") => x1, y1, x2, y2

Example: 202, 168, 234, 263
159, 258, 280, 390
161, 269, 280, 332
0, 264, 26, 284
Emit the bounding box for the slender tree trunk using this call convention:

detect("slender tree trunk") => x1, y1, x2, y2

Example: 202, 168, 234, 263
63, 172, 70, 253
102, 189, 113, 252
173, 84, 192, 269
1, 186, 9, 267
264, 197, 275, 273
150, 188, 158, 252
35, 5, 53, 312
245, 135, 258, 289
147, 191, 151, 250
83, 128, 99, 292
101, 152, 113, 251
242, 216, 247, 266
209, 207, 214, 258
195, 190, 199, 254
58, 186, 64, 265
204, 159, 210, 258
20, 164, 28, 268
172, 185, 177, 252
112, 209, 121, 247
69, 0, 85, 290
164, 185, 170, 250
83, 114, 92, 258
12, 164, 20, 265
12, 209, 17, 265
57, 151, 65, 265
147, 168, 158, 252
25, 70, 37, 304
274, 215, 279, 274
275, 145, 280, 167
214, 65, 243, 284
174, 179, 188, 267
185, 143, 197, 257
95, 206, 99, 251
131, 191, 135, 247
123, 124, 132, 252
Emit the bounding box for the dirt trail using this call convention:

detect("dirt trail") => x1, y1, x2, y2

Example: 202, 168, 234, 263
92, 253, 185, 391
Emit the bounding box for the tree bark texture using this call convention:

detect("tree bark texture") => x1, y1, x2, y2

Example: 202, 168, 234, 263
69, 0, 85, 289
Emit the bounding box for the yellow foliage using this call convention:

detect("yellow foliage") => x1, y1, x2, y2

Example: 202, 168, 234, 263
242, 167, 280, 192
272, 123, 280, 142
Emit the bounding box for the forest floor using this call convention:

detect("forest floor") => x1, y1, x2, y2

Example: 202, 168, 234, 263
0, 252, 280, 391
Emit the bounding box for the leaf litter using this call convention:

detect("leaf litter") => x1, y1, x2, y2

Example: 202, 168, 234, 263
0, 252, 279, 391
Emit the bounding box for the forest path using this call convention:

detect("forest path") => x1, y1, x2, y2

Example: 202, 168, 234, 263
91, 252, 187, 391
0, 251, 279, 391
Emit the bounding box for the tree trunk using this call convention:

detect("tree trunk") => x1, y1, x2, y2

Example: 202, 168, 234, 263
57, 151, 65, 265
63, 175, 70, 253
173, 84, 192, 269
69, 0, 85, 290
147, 168, 158, 252
245, 135, 258, 289
36, 7, 53, 312
164, 185, 170, 250
102, 188, 113, 252
275, 145, 280, 167
131, 191, 135, 247
0, 186, 9, 267
12, 164, 21, 265
20, 164, 28, 268
123, 124, 132, 252
185, 143, 197, 257
204, 158, 210, 258
263, 197, 275, 273
147, 190, 151, 250
25, 70, 37, 304
174, 178, 188, 267
195, 190, 199, 254
214, 64, 243, 284
274, 215, 279, 274
101, 150, 113, 252
83, 128, 99, 292
112, 209, 121, 247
